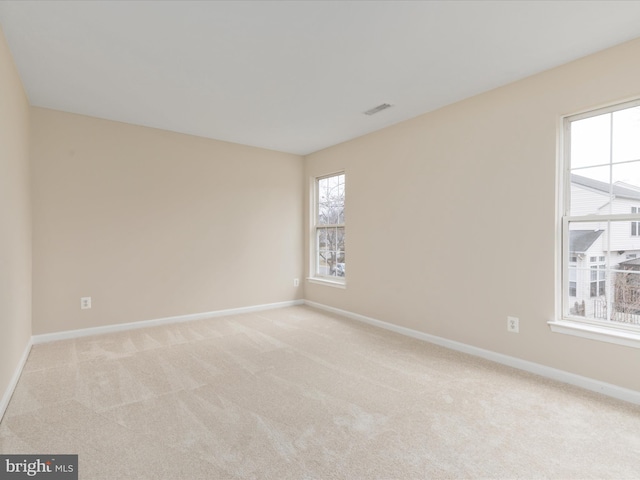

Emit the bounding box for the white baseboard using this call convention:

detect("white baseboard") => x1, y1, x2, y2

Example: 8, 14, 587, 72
19, 298, 640, 407
32, 299, 304, 344
0, 338, 33, 422
2, 300, 303, 420
304, 300, 640, 406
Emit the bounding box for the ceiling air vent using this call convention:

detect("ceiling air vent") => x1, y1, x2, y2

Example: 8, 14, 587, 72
363, 103, 393, 116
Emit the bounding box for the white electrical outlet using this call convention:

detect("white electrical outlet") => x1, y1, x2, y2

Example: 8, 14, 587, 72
507, 316, 519, 333
81, 297, 92, 309
293, 278, 300, 287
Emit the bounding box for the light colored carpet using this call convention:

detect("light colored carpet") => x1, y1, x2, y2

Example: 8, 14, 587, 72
1, 305, 639, 479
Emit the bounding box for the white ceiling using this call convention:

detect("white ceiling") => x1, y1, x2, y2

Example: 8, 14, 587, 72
1, 1, 640, 155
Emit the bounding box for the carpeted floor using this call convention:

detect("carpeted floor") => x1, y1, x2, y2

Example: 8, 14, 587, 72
1, 305, 639, 479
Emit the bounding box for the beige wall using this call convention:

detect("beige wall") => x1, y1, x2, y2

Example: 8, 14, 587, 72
5, 24, 640, 397
31, 108, 303, 334
0, 27, 31, 403
305, 38, 640, 392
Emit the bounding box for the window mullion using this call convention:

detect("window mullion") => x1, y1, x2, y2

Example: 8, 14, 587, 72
566, 213, 640, 222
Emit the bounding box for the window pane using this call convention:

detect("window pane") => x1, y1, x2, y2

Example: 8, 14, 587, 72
612, 105, 640, 163
328, 174, 338, 192
327, 251, 338, 277
318, 202, 328, 225
612, 270, 640, 325
569, 220, 640, 262
611, 160, 640, 193
567, 220, 607, 318
336, 227, 345, 252
318, 228, 328, 251
318, 177, 329, 202
316, 228, 344, 277
336, 252, 345, 277
609, 217, 640, 252
319, 256, 330, 276
317, 174, 345, 225
570, 166, 611, 216
334, 203, 345, 224
566, 219, 640, 323
570, 113, 611, 169
317, 250, 331, 276
568, 266, 577, 298
326, 228, 336, 251
568, 223, 606, 257
323, 203, 341, 225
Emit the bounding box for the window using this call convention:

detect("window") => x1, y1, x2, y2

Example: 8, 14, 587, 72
632, 207, 640, 236
554, 99, 640, 347
569, 261, 577, 297
589, 264, 606, 297
312, 172, 345, 284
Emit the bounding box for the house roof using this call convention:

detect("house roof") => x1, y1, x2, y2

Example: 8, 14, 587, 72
569, 229, 604, 253
618, 257, 640, 271
571, 174, 640, 201
619, 257, 640, 267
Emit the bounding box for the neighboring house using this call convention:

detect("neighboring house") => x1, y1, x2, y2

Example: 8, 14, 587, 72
569, 174, 640, 322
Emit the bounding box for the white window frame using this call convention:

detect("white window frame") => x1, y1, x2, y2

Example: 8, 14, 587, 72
308, 171, 346, 288
550, 98, 640, 348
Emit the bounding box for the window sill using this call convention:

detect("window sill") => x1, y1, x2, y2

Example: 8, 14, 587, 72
306, 277, 346, 289
548, 319, 640, 349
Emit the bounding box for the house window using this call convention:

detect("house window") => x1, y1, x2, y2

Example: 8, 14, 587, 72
569, 264, 577, 297
590, 264, 606, 297
632, 207, 640, 236
554, 98, 640, 347
312, 172, 345, 283
569, 282, 577, 297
